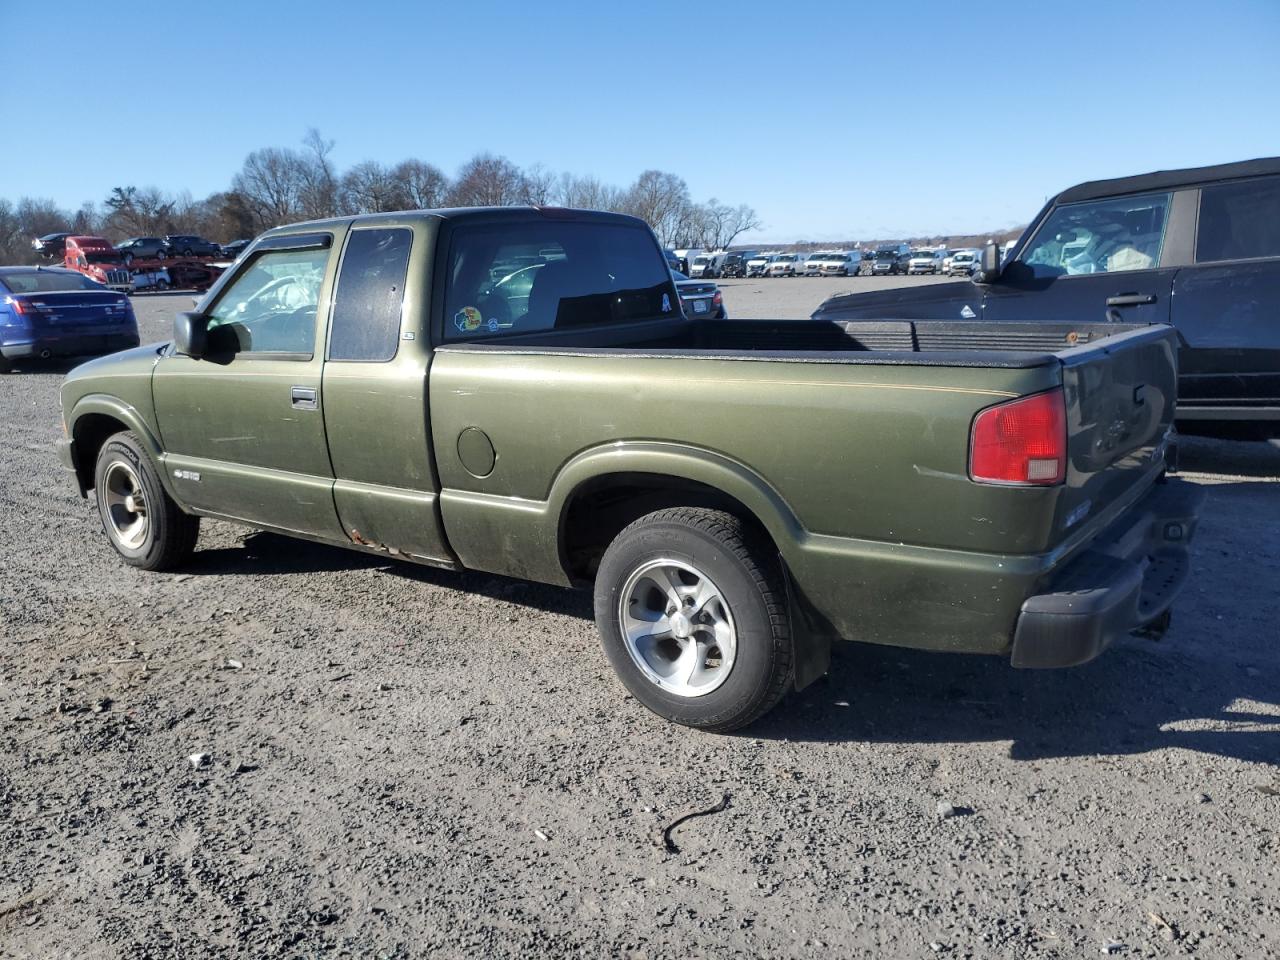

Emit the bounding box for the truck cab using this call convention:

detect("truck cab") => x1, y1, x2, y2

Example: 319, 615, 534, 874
64, 237, 134, 293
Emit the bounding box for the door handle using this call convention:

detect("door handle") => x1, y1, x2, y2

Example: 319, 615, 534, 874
1105, 293, 1157, 307
290, 386, 318, 410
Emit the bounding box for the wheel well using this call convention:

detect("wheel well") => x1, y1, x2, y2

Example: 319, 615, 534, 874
72, 414, 129, 491
560, 473, 777, 584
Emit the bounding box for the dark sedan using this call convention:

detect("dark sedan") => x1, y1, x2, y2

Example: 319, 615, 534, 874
115, 237, 170, 264
163, 234, 222, 257
32, 232, 71, 261
221, 239, 252, 259
0, 267, 139, 371
671, 270, 726, 319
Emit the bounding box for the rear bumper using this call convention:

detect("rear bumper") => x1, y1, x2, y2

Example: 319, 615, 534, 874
0, 330, 140, 360
1010, 478, 1205, 668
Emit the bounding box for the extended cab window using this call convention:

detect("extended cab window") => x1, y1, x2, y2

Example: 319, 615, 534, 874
1020, 193, 1170, 278
1196, 177, 1280, 263
443, 221, 675, 339
329, 228, 412, 362
206, 246, 329, 356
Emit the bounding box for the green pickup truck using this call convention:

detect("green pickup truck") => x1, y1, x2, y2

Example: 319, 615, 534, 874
58, 207, 1204, 731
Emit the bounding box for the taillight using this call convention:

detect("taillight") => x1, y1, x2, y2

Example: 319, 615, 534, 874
969, 389, 1067, 486
6, 296, 48, 317
712, 290, 723, 306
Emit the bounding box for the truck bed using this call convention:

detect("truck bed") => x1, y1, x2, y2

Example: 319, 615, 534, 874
440, 318, 1151, 368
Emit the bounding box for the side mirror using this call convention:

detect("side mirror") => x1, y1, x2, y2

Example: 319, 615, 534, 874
973, 241, 1003, 284
174, 311, 209, 359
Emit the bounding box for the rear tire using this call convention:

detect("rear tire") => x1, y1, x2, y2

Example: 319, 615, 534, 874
93, 431, 199, 571
594, 507, 792, 732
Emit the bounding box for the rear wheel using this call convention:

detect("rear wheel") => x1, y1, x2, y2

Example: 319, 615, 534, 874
181, 247, 194, 257
594, 507, 792, 732
94, 431, 199, 571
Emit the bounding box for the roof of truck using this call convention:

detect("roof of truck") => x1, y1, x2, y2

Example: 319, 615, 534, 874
1056, 156, 1280, 204
262, 206, 646, 237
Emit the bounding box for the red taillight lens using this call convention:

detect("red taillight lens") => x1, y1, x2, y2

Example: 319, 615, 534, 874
712, 290, 723, 306
8, 296, 47, 316
969, 389, 1067, 486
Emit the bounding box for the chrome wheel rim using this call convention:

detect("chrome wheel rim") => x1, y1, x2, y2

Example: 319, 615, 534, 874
619, 559, 737, 698
103, 461, 148, 549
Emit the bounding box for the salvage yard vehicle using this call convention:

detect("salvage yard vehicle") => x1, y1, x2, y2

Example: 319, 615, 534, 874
746, 252, 777, 277
817, 251, 862, 277
671, 269, 727, 319
813, 157, 1280, 440
116, 237, 170, 264
871, 247, 906, 275
32, 232, 71, 261
163, 234, 222, 257
57, 206, 1203, 732
907, 250, 941, 274
948, 249, 978, 276
63, 236, 134, 292
766, 252, 804, 277
718, 252, 755, 278
689, 252, 726, 279
0, 266, 138, 371
803, 252, 833, 276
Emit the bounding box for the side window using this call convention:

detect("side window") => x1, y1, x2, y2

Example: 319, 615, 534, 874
1019, 193, 1171, 278
206, 245, 329, 356
444, 221, 674, 339
329, 228, 412, 362
1196, 177, 1280, 263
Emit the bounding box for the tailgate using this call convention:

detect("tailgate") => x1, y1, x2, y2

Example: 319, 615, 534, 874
1051, 325, 1179, 549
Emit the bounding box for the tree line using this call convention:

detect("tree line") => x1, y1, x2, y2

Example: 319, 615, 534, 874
0, 129, 761, 265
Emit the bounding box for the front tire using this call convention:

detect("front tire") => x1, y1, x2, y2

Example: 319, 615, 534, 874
594, 508, 792, 732
94, 431, 199, 571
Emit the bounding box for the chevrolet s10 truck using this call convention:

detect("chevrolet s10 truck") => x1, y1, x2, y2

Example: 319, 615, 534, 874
58, 207, 1204, 731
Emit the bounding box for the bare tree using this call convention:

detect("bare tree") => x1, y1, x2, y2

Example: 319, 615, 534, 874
340, 160, 403, 214
299, 128, 338, 220
232, 147, 310, 230
520, 164, 557, 205
390, 159, 449, 210
555, 173, 625, 211
622, 170, 693, 245
447, 153, 528, 207
697, 199, 763, 250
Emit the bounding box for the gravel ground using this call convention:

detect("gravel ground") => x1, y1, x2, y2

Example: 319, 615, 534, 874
1, 289, 1277, 959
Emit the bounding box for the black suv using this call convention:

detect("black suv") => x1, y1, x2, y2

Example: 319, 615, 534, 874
164, 235, 222, 257
814, 157, 1280, 440
719, 252, 757, 278
115, 237, 170, 263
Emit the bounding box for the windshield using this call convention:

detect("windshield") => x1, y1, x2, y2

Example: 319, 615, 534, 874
776, 255, 797, 263
693, 256, 712, 265
953, 252, 975, 262
85, 251, 123, 264
1, 271, 106, 293
875, 250, 898, 259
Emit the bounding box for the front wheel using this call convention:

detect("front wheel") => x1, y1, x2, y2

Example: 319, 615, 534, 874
594, 507, 792, 732
94, 431, 199, 571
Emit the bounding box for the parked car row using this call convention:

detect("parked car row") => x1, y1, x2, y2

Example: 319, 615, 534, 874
32, 232, 248, 264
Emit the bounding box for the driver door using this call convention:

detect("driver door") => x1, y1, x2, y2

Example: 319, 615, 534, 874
984, 192, 1177, 328
153, 232, 345, 540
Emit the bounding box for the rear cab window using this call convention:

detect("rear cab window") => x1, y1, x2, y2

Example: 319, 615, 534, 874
443, 220, 676, 339
1195, 176, 1280, 263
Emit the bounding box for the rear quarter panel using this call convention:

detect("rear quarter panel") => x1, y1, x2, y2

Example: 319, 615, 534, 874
429, 348, 1065, 652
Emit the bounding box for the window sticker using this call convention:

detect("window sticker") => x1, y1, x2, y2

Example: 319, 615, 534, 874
453, 306, 483, 333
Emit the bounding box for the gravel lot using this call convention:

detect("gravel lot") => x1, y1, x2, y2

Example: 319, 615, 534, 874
1, 287, 1277, 959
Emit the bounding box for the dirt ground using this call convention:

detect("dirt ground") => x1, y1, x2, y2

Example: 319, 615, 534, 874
0, 286, 1277, 959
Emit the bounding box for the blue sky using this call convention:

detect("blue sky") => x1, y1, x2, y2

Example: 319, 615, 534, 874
5, 0, 1278, 241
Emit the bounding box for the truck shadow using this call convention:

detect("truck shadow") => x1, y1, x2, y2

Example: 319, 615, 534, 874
185, 532, 594, 620
1177, 435, 1280, 478
755, 626, 1277, 765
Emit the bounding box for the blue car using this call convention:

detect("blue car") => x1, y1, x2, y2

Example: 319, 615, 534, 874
0, 267, 140, 372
